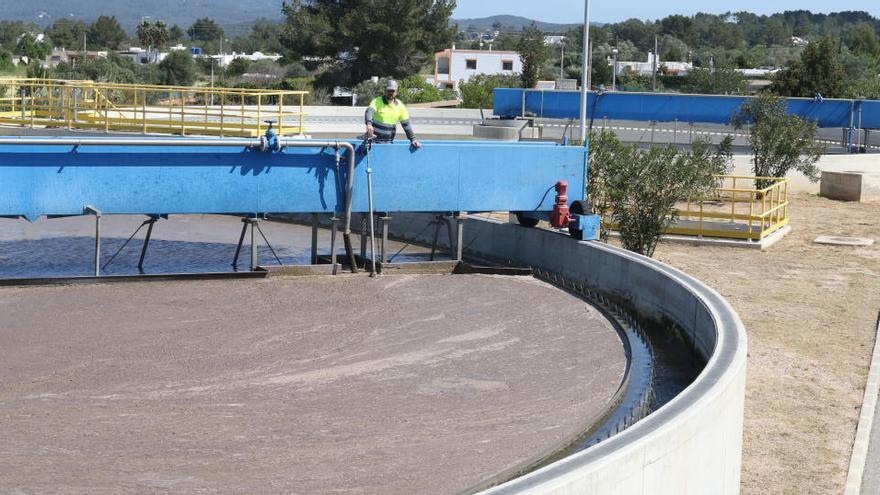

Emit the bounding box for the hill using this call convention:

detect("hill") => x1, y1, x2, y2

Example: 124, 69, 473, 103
451, 15, 588, 34
0, 0, 283, 31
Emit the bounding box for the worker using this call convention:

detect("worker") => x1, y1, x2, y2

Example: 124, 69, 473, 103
364, 79, 421, 149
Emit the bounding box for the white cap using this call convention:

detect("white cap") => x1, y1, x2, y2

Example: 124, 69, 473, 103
385, 79, 398, 91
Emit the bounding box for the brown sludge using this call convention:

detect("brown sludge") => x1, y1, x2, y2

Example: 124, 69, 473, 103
0, 274, 625, 494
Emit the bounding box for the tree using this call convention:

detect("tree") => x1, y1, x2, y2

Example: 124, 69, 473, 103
517, 24, 550, 89
15, 33, 51, 64
587, 129, 732, 256
280, 0, 456, 87
772, 36, 846, 98
46, 19, 87, 51
188, 18, 224, 43
168, 25, 187, 45
680, 67, 747, 95
732, 93, 825, 189
88, 16, 127, 50
137, 20, 169, 63
848, 22, 880, 58
458, 73, 521, 108
158, 50, 196, 86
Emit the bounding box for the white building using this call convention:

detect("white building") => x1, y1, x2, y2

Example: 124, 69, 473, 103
433, 48, 522, 90
613, 52, 692, 77
208, 51, 282, 68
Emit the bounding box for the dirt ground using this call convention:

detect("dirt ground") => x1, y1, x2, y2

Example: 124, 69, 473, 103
650, 193, 880, 494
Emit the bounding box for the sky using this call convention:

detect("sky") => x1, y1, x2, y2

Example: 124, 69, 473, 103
452, 0, 880, 24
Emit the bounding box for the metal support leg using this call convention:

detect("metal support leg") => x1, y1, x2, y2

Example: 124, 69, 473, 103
445, 215, 455, 259
330, 216, 339, 275
250, 219, 257, 271
138, 218, 156, 272
430, 217, 441, 262
454, 212, 465, 262
84, 206, 102, 277
310, 213, 319, 265
232, 218, 249, 269
380, 214, 390, 264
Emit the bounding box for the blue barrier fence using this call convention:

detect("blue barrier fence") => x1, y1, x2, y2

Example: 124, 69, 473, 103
494, 89, 880, 129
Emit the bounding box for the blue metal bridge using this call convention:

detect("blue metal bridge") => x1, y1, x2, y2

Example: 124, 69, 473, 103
0, 135, 594, 277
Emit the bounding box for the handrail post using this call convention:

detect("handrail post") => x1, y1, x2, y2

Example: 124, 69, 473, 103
220, 90, 225, 137
277, 92, 283, 135
257, 94, 262, 136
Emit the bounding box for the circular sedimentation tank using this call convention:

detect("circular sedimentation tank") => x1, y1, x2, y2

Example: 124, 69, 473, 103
0, 215, 655, 493
0, 213, 730, 494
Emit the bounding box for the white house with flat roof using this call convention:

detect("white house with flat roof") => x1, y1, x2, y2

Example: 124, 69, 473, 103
433, 48, 522, 90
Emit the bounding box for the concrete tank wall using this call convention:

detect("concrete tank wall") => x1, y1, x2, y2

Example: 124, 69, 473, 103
388, 214, 748, 495
731, 153, 878, 194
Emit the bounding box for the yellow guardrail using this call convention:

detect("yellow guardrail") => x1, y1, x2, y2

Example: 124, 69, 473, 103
600, 175, 790, 242
0, 78, 307, 137
673, 175, 790, 241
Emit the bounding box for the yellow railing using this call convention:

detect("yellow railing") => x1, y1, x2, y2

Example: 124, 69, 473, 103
599, 175, 790, 242
0, 78, 307, 137
673, 175, 790, 241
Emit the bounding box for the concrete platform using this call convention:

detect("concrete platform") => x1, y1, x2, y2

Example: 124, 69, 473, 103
0, 274, 626, 494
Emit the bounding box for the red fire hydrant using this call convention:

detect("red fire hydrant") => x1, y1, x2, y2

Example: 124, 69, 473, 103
550, 180, 570, 229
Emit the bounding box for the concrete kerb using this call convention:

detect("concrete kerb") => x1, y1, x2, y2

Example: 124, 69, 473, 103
387, 214, 748, 494
845, 312, 880, 494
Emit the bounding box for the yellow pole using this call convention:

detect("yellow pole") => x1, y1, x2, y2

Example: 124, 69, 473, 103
257, 93, 262, 136
299, 93, 304, 133
240, 93, 244, 132
142, 88, 147, 134
220, 91, 225, 137
204, 89, 209, 133
180, 90, 186, 135
29, 83, 35, 128
65, 85, 72, 129
277, 92, 283, 135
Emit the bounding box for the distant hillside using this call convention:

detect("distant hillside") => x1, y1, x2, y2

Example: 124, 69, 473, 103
0, 0, 284, 31
451, 15, 588, 34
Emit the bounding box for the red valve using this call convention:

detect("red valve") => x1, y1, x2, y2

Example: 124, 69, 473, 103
550, 180, 570, 229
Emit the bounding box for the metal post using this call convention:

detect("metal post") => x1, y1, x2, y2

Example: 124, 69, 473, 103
380, 214, 390, 264
232, 217, 248, 269
330, 216, 339, 275
250, 218, 257, 271
612, 49, 618, 91
455, 212, 465, 262
138, 218, 156, 272
560, 41, 564, 81
84, 206, 102, 277
578, 0, 591, 144
310, 213, 319, 265
652, 36, 658, 92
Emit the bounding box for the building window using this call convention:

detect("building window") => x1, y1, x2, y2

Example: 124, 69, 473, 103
502, 60, 513, 71
466, 59, 477, 70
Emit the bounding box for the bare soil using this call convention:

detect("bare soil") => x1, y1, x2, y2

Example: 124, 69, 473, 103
651, 193, 880, 494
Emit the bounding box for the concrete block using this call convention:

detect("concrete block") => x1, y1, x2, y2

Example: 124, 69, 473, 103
820, 171, 880, 202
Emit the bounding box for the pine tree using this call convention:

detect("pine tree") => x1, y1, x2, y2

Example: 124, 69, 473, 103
280, 0, 457, 86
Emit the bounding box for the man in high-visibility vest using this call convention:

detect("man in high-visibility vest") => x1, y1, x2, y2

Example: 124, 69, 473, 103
364, 79, 421, 149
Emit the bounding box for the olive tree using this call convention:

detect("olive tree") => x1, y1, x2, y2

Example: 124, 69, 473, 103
732, 93, 825, 189
588, 130, 732, 257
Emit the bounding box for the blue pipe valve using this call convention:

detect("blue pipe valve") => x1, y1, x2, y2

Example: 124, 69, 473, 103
262, 120, 280, 152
